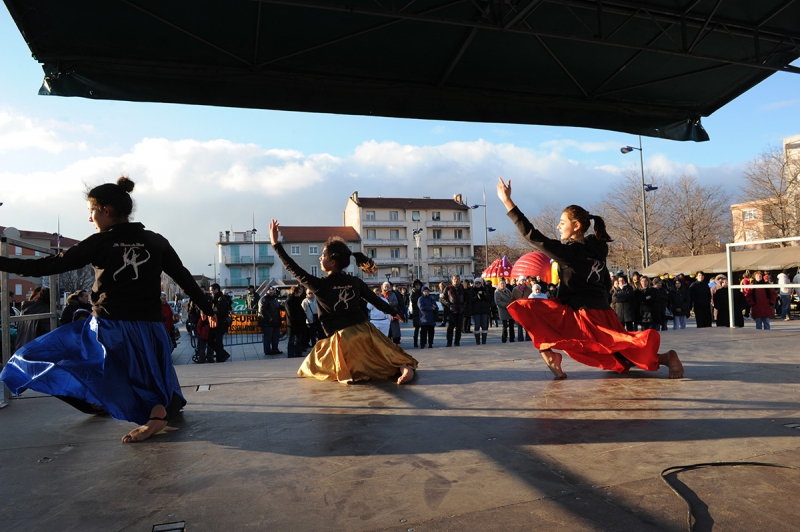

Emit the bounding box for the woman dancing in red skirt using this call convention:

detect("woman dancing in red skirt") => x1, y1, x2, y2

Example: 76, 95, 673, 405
496, 177, 684, 380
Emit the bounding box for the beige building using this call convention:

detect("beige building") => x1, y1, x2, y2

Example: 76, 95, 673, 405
215, 226, 361, 293
343, 192, 475, 286
731, 134, 800, 249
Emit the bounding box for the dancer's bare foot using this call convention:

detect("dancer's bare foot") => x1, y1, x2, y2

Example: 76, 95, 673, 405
657, 350, 684, 379
121, 405, 168, 443
397, 365, 415, 384
540, 349, 567, 380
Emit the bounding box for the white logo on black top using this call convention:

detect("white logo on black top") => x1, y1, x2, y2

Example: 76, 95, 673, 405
587, 259, 605, 283
334, 287, 356, 311
113, 246, 151, 281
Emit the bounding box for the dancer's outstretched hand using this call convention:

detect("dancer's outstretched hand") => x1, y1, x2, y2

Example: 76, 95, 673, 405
269, 219, 280, 246
496, 177, 516, 211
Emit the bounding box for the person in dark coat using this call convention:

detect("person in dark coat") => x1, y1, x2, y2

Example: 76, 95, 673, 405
285, 285, 307, 357
689, 271, 713, 328
258, 287, 282, 355
669, 278, 692, 330
611, 275, 636, 331
494, 279, 515, 342
711, 276, 746, 327
208, 283, 231, 362
635, 277, 664, 330
60, 289, 92, 326
15, 287, 52, 349
409, 279, 423, 348
417, 286, 438, 348
469, 278, 492, 345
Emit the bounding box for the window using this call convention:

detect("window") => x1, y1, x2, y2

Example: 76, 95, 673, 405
454, 212, 462, 221
391, 248, 401, 259
390, 229, 399, 240
391, 267, 400, 277
35, 251, 42, 257
15, 284, 22, 296
412, 211, 420, 221
413, 265, 422, 279
348, 245, 353, 251
14, 246, 21, 255
258, 244, 269, 258
432, 212, 441, 221
389, 211, 398, 221
230, 245, 240, 262
433, 266, 443, 276
433, 247, 443, 258
366, 229, 376, 240
414, 248, 422, 259
432, 229, 442, 239
367, 248, 376, 258
258, 266, 269, 280
455, 265, 465, 275
743, 209, 757, 221
311, 266, 318, 276
744, 230, 759, 242
455, 247, 464, 257
231, 267, 242, 280
309, 246, 319, 255
366, 211, 376, 221
290, 245, 301, 255
454, 229, 463, 239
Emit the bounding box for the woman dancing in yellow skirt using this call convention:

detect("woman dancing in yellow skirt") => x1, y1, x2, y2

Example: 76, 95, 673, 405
269, 220, 418, 384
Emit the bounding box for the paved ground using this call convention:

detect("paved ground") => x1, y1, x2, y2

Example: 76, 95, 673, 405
2, 318, 800, 531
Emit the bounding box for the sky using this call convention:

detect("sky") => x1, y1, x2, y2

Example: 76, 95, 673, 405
1, 7, 799, 278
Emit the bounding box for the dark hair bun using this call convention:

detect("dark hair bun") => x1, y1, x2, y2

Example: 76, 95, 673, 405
117, 176, 135, 193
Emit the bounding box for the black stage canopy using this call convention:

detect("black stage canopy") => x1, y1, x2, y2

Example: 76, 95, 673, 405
5, 0, 800, 141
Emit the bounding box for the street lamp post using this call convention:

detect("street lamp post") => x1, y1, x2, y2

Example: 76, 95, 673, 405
208, 262, 216, 285
412, 227, 423, 283
621, 136, 658, 268
251, 226, 258, 288
469, 185, 496, 273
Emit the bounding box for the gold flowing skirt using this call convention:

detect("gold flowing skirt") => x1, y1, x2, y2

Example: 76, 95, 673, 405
297, 321, 419, 384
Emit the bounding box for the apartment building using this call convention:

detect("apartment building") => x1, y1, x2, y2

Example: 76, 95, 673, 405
343, 191, 474, 286
0, 227, 80, 305
275, 226, 362, 280
216, 230, 275, 292
216, 226, 361, 292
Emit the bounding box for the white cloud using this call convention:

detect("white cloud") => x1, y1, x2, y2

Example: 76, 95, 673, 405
0, 111, 88, 153
761, 99, 800, 111
1, 135, 744, 274
540, 138, 623, 153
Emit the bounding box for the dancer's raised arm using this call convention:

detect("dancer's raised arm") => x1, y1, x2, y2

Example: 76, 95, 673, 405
496, 177, 516, 212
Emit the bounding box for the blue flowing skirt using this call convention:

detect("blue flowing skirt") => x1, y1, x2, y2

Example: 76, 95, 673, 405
0, 317, 185, 425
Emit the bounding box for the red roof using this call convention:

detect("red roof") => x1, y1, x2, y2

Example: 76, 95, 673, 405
279, 226, 360, 243
0, 226, 81, 249
353, 197, 470, 210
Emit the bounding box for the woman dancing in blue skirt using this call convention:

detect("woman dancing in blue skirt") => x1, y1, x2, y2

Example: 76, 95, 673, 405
0, 177, 215, 443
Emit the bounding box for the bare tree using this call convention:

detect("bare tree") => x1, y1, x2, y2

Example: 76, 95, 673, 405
529, 203, 562, 241
59, 265, 94, 294
662, 175, 732, 256
738, 145, 800, 245
594, 168, 671, 270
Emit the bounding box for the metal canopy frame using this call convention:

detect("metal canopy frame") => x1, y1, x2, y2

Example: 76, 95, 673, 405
6, 0, 800, 141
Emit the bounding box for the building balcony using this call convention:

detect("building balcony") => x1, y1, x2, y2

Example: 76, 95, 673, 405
362, 220, 407, 227
426, 256, 472, 264
426, 220, 471, 228
425, 239, 471, 246
362, 239, 409, 246
223, 278, 250, 288
364, 275, 412, 285
375, 256, 411, 266
223, 255, 275, 265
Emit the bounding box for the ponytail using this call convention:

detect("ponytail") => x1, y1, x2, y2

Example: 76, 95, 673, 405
589, 214, 613, 243
353, 252, 378, 275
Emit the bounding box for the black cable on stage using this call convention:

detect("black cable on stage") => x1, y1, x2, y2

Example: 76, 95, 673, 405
660, 461, 800, 532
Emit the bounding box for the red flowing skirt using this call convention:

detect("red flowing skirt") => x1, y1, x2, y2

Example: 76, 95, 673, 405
508, 298, 661, 373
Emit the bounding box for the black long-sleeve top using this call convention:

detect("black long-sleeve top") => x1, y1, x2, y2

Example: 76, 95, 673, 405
507, 206, 612, 310
0, 222, 214, 321
273, 242, 397, 336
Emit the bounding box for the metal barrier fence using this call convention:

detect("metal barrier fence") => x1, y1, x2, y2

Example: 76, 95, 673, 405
222, 310, 286, 347
1, 234, 60, 406
726, 236, 800, 328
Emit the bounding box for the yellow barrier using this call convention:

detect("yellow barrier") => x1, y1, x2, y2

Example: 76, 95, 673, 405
228, 311, 287, 335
